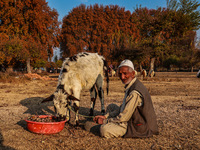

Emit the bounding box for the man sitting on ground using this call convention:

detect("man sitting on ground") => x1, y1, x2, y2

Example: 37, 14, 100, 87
85, 59, 159, 138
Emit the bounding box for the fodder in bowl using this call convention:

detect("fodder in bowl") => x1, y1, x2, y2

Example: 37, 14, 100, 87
25, 115, 67, 134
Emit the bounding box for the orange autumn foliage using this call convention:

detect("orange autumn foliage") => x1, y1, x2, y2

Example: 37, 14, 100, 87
0, 0, 60, 67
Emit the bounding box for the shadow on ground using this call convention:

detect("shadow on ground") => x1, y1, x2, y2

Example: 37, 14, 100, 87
17, 97, 102, 131
17, 97, 55, 131
20, 97, 55, 115
0, 129, 15, 150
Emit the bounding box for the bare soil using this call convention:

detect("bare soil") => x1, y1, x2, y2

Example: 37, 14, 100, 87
0, 72, 199, 150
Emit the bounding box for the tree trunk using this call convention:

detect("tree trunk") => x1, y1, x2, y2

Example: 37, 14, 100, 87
191, 66, 193, 72
148, 57, 155, 76
26, 58, 31, 73
139, 63, 143, 72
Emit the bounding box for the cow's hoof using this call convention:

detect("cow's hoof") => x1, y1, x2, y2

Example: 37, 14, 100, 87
101, 109, 105, 115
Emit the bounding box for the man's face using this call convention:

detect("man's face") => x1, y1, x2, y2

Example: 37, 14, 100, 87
118, 66, 135, 85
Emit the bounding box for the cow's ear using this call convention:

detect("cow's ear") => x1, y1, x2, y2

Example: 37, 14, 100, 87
67, 95, 80, 101
41, 94, 54, 103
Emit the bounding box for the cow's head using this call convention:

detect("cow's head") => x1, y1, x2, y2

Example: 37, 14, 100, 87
42, 89, 80, 121
54, 90, 68, 120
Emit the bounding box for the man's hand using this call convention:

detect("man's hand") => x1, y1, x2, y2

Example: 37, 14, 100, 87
93, 115, 106, 124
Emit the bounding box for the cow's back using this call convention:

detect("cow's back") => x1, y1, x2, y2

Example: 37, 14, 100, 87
59, 52, 104, 90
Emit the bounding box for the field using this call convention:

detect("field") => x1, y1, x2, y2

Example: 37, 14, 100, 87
0, 72, 199, 150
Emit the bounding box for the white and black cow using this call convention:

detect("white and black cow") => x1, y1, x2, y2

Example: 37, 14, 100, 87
42, 52, 109, 125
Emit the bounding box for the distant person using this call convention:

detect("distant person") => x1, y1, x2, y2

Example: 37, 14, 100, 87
197, 69, 200, 78
85, 59, 159, 138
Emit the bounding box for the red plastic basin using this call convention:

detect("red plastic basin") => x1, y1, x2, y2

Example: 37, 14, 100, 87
25, 115, 67, 134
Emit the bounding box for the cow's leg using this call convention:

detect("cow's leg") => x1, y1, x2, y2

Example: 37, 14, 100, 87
66, 101, 71, 123
72, 89, 81, 126
96, 74, 105, 115
89, 85, 97, 116
73, 100, 79, 126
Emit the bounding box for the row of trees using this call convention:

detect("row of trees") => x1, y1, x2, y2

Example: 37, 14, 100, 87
0, 0, 200, 73
61, 0, 200, 71
0, 0, 60, 73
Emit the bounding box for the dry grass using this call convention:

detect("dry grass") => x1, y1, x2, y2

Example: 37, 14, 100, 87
0, 72, 199, 150
0, 72, 31, 84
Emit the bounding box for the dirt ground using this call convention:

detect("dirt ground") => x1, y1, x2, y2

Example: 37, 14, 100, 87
0, 72, 199, 150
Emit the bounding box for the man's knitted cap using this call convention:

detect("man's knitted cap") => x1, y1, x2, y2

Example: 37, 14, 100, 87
118, 59, 134, 70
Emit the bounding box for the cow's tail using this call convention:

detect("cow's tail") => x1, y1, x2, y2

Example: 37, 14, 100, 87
103, 59, 109, 95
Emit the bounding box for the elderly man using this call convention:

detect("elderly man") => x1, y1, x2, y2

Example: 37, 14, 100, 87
85, 59, 159, 138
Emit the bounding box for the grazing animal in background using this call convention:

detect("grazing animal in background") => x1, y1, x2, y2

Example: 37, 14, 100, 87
42, 52, 109, 125
110, 69, 116, 77
149, 69, 155, 78
140, 69, 147, 78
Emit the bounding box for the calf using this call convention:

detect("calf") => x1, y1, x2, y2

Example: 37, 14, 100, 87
42, 52, 109, 125
149, 69, 155, 78
140, 69, 147, 78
